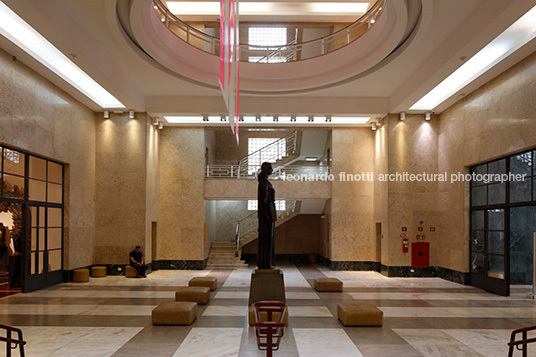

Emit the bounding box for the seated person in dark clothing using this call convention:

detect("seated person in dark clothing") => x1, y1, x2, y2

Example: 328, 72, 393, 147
129, 245, 147, 278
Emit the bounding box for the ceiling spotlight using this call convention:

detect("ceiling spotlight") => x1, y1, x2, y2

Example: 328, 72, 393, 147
375, 118, 381, 126
290, 116, 296, 122
153, 117, 159, 125
255, 116, 261, 122
425, 112, 431, 121
308, 116, 314, 122
158, 121, 163, 130
103, 110, 109, 119
400, 112, 405, 120
371, 123, 377, 130
202, 115, 209, 122
129, 110, 135, 119
326, 116, 332, 122
239, 116, 244, 122
273, 117, 278, 122
220, 116, 226, 122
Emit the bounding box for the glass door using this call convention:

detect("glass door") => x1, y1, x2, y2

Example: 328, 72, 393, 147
25, 204, 63, 292
470, 209, 509, 295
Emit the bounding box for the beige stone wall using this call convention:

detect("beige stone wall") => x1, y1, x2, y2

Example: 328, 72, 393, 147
319, 200, 331, 258
330, 128, 375, 262
0, 48, 96, 269
145, 115, 160, 263
385, 114, 439, 267
94, 114, 147, 264
159, 128, 205, 261
438, 51, 536, 273
373, 119, 389, 264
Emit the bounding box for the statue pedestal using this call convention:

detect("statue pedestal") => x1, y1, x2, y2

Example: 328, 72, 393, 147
248, 269, 286, 305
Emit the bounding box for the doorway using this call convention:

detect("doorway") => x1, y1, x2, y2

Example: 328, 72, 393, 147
470, 149, 536, 296
0, 145, 64, 293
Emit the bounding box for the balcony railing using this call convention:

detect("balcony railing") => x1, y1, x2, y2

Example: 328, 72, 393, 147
152, 0, 385, 62
206, 164, 331, 180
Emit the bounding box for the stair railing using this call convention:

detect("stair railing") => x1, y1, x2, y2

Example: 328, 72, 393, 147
237, 131, 297, 178
235, 200, 297, 256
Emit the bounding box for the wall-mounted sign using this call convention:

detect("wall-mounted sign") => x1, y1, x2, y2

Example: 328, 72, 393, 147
418, 227, 424, 232
402, 227, 407, 232
430, 227, 435, 232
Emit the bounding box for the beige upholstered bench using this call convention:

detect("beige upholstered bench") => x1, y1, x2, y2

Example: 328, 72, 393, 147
314, 277, 343, 292
189, 277, 217, 291
175, 286, 211, 304
152, 301, 198, 325
248, 304, 289, 326
91, 266, 106, 278
337, 302, 383, 327
125, 265, 138, 278
73, 268, 89, 283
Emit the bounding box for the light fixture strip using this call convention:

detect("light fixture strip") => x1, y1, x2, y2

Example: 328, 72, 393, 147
411, 5, 536, 110
0, 1, 124, 108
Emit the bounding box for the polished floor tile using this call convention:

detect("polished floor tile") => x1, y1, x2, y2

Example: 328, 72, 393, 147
0, 264, 534, 357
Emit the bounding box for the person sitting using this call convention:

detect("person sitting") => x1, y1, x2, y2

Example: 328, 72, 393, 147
129, 245, 147, 278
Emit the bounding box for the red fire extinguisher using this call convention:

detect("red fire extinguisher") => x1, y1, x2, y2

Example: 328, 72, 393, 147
402, 236, 409, 253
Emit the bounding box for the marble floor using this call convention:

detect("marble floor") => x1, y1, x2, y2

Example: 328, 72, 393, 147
1, 263, 536, 356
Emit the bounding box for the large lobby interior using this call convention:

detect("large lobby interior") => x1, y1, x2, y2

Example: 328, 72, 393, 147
1, 0, 536, 356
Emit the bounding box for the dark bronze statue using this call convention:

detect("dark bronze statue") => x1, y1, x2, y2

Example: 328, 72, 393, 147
257, 162, 277, 269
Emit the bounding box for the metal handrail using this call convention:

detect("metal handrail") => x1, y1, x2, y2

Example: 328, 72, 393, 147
508, 325, 536, 357
235, 200, 297, 256
0, 324, 26, 357
206, 164, 331, 179
237, 131, 297, 178
153, 0, 385, 62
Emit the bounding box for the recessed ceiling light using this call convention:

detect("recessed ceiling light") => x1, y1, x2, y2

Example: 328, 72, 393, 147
0, 1, 125, 108
411, 4, 536, 110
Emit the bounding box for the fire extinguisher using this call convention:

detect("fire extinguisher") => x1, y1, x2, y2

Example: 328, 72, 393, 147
402, 234, 409, 253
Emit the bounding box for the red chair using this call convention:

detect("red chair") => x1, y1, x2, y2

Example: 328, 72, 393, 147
254, 301, 287, 357
0, 324, 26, 357
508, 325, 536, 357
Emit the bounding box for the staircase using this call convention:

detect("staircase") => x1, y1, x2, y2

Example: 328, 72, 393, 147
238, 201, 301, 248
206, 242, 249, 269
237, 130, 300, 177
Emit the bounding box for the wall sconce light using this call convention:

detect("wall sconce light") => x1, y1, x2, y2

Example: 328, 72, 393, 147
129, 110, 135, 119
255, 115, 261, 122
308, 116, 314, 122
273, 116, 278, 122
371, 123, 377, 131
400, 111, 405, 120
375, 118, 381, 126
202, 115, 208, 122
239, 116, 244, 122
425, 112, 431, 121
326, 116, 332, 122
153, 117, 159, 125
220, 116, 226, 122
158, 121, 164, 130
290, 116, 296, 122
103, 110, 109, 119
